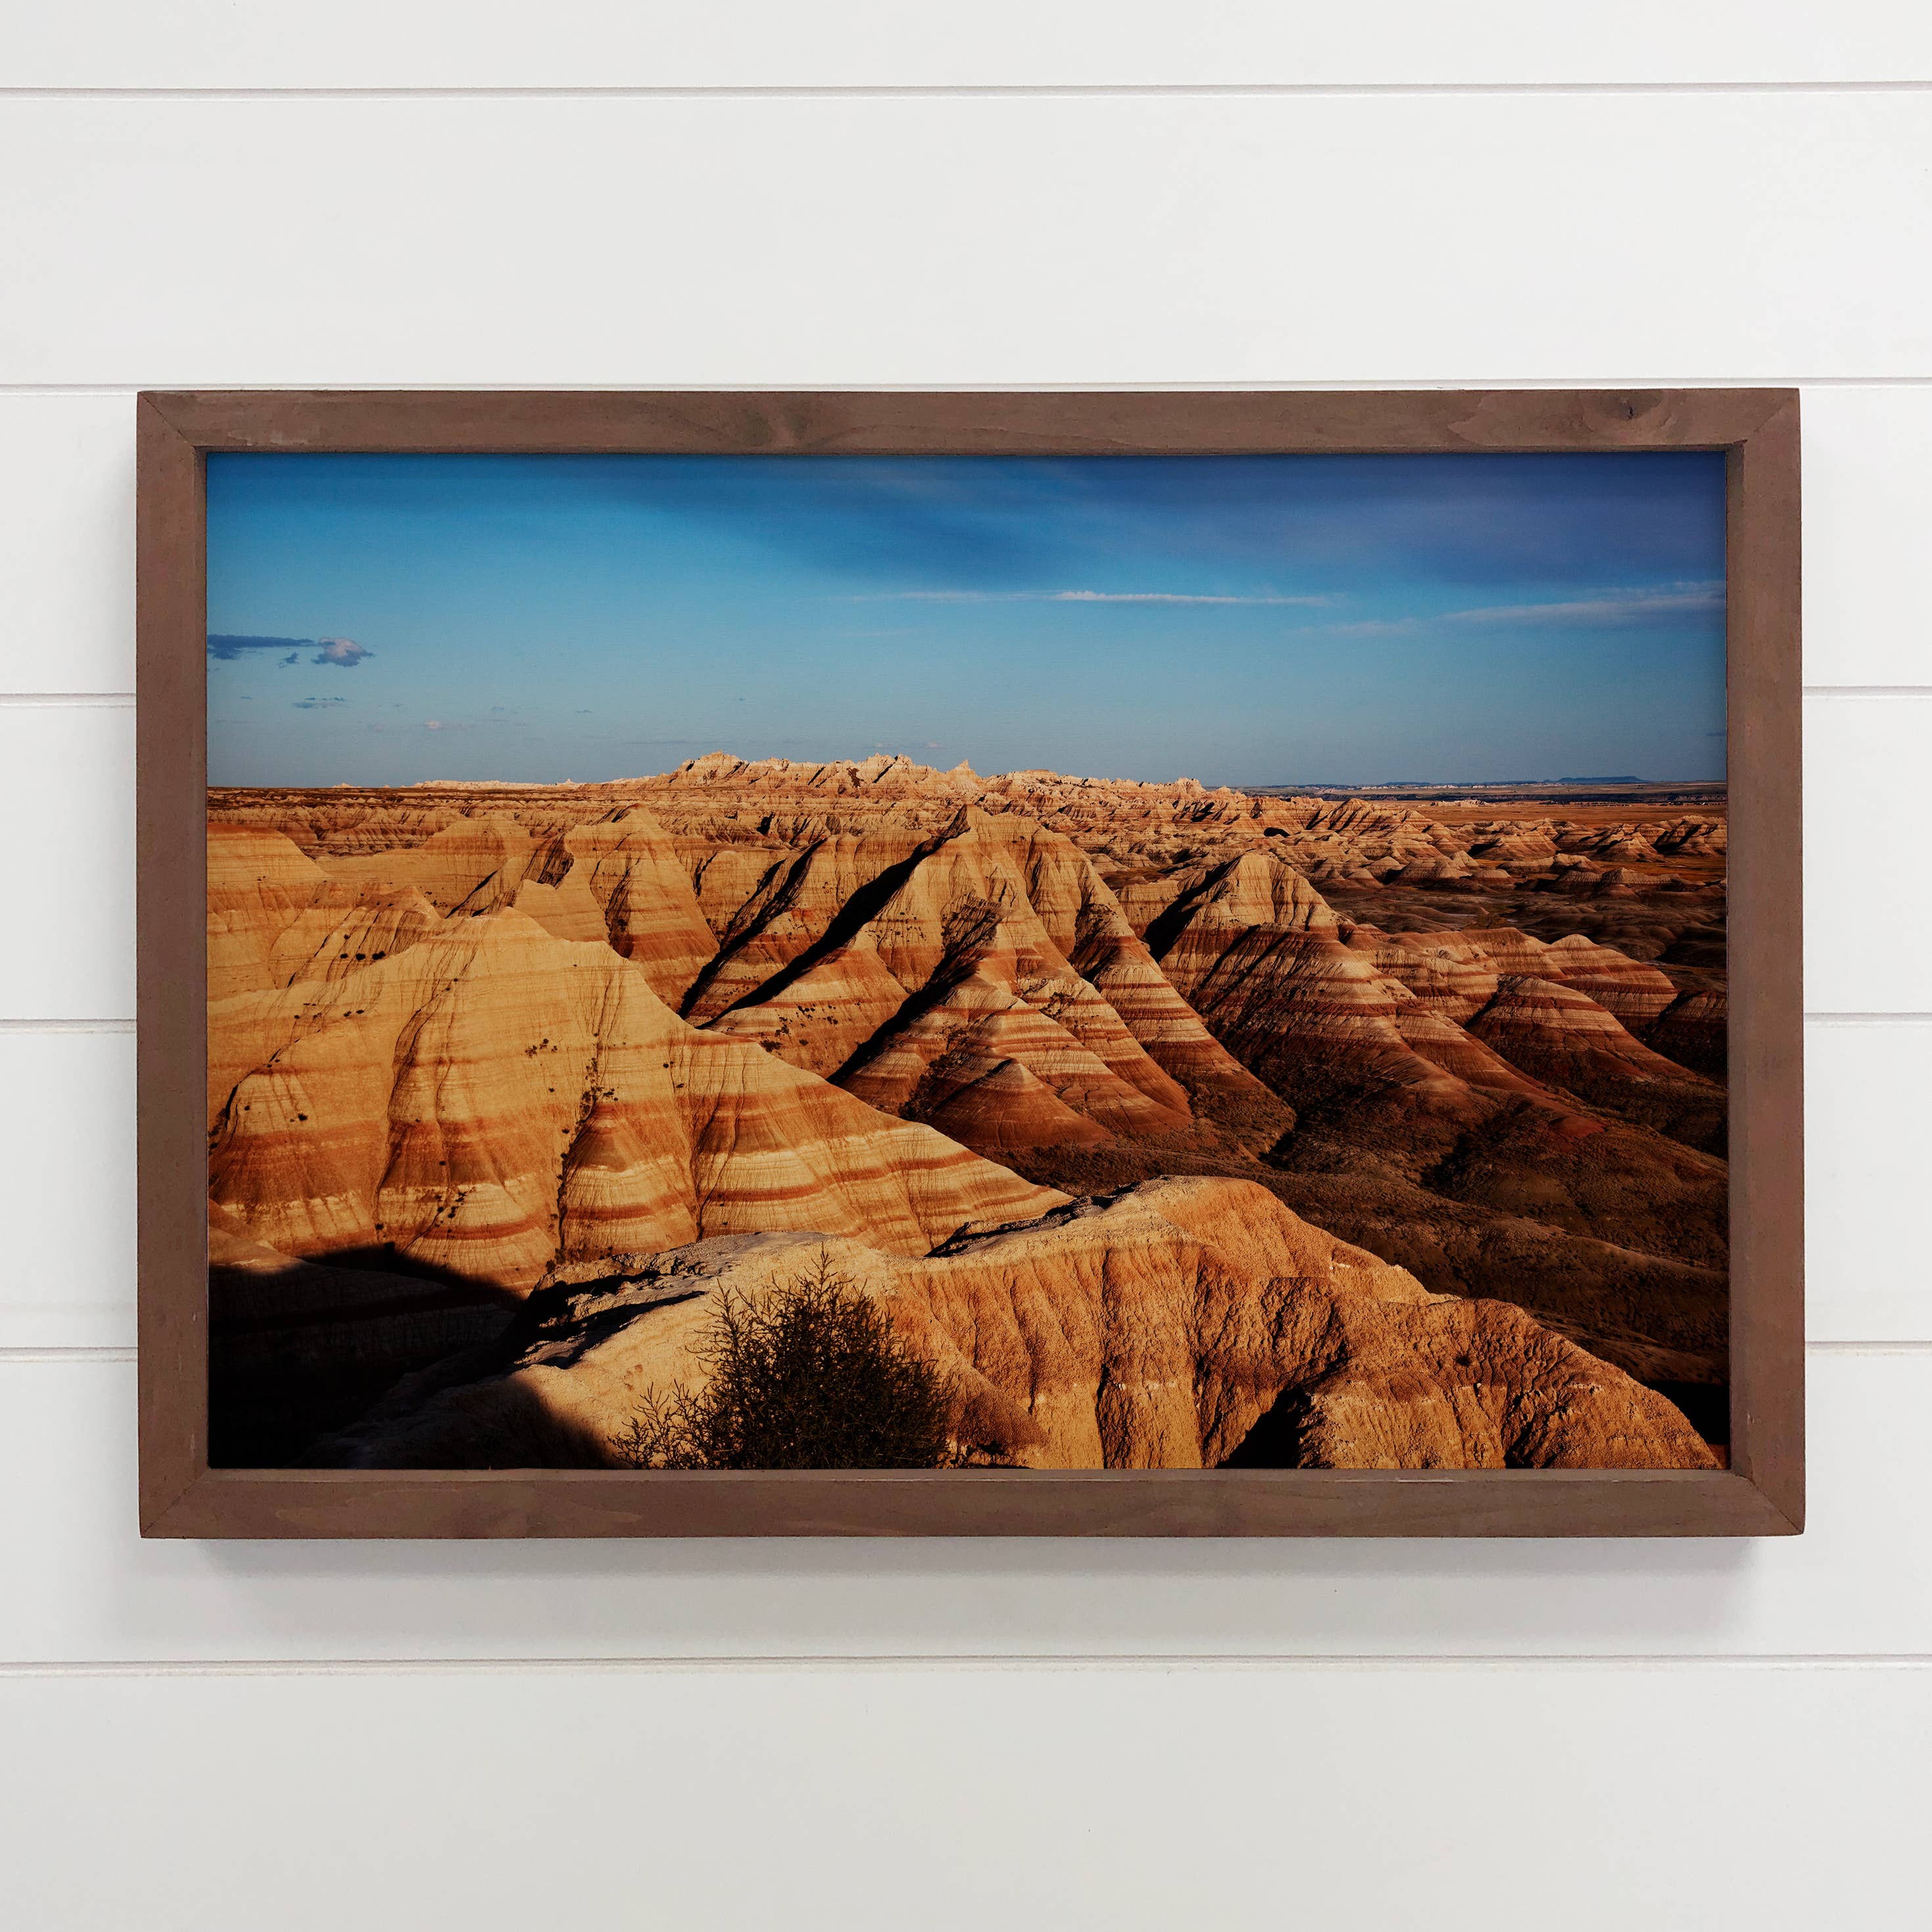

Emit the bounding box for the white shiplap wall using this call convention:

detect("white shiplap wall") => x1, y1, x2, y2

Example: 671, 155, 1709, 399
3, 11, 1929, 1924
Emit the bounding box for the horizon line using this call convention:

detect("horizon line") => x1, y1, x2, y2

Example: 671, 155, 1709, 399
205, 750, 1730, 795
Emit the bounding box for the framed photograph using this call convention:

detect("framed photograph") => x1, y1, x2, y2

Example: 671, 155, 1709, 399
138, 388, 1802, 1537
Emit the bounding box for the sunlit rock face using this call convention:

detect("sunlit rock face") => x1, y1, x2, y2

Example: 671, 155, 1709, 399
208, 879, 1064, 1288
208, 755, 1727, 1469
311, 1177, 1716, 1475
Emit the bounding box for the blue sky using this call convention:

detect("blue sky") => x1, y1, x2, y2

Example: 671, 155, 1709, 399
206, 451, 1726, 789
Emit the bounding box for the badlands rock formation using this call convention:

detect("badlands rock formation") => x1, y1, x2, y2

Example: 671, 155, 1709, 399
315, 1178, 1714, 1473
209, 751, 1730, 1467
208, 824, 1062, 1287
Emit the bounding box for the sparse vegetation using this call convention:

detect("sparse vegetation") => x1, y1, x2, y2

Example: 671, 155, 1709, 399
614, 1254, 969, 1470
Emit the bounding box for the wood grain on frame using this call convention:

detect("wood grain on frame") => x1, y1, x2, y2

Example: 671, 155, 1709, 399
145, 387, 1789, 457
136, 398, 210, 1534
137, 388, 1804, 1538
1724, 396, 1805, 1532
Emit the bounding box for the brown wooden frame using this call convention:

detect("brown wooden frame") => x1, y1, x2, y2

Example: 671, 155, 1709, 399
138, 388, 1803, 1538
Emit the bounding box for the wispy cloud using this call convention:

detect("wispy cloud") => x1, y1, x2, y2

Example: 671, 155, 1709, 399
1304, 582, 1724, 643
854, 589, 1332, 607
1444, 582, 1724, 626
1049, 590, 1329, 607
291, 696, 346, 710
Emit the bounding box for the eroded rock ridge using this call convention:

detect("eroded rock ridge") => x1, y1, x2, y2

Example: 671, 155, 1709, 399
208, 752, 1729, 1468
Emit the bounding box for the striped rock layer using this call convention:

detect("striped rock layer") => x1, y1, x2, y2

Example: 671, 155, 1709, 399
208, 756, 1729, 1436
314, 1177, 1716, 1474
208, 881, 1063, 1290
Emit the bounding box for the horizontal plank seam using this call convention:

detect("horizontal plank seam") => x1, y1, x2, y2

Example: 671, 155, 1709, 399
9, 689, 1926, 706
15, 690, 1932, 706
1806, 1341, 1932, 1352
2, 1655, 1931, 1678
1801, 1012, 1932, 1023
0, 1015, 1923, 1038
0, 695, 134, 708
4, 81, 1932, 102
16, 690, 1932, 706
0, 1349, 139, 1363
0, 1019, 135, 1034
9, 1014, 1930, 1032
9, 1340, 1930, 1360
1801, 687, 1932, 699
9, 377, 1932, 396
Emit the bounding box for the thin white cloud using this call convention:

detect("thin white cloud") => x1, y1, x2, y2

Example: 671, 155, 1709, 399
1046, 590, 1331, 607
1291, 582, 1723, 644
1445, 582, 1724, 626
856, 589, 1331, 607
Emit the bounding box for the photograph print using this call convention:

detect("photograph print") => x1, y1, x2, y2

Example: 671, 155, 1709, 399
204, 447, 1730, 1475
